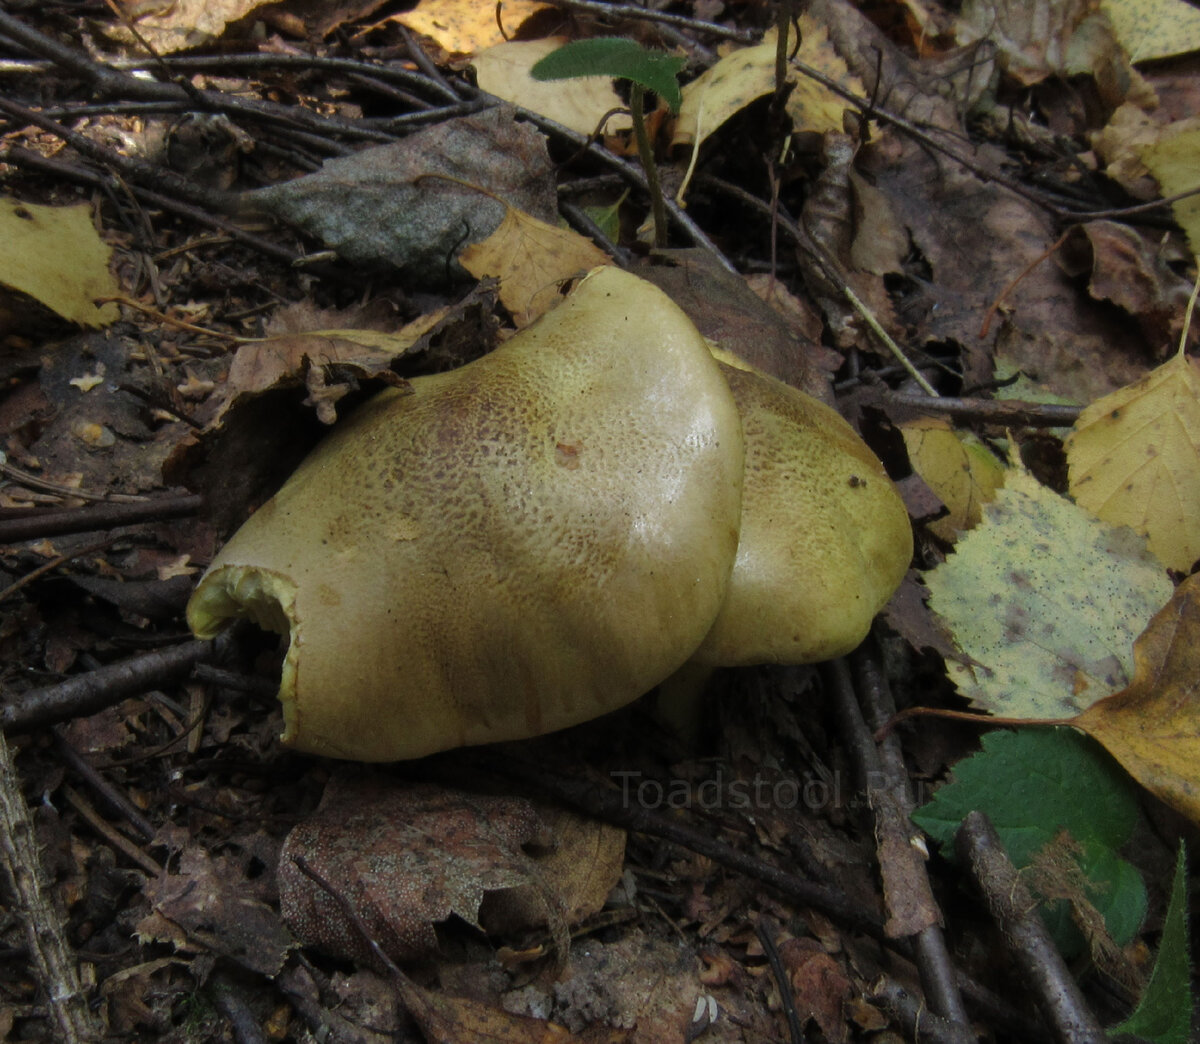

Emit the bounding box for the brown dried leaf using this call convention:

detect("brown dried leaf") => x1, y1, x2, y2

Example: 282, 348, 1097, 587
1074, 573, 1200, 825
278, 777, 570, 964
458, 206, 610, 326
138, 845, 292, 975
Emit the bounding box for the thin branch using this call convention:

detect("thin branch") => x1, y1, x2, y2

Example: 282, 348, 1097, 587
956, 811, 1108, 1044
3, 635, 231, 734
538, 0, 756, 43
884, 392, 1082, 428
0, 730, 103, 1042
0, 493, 204, 544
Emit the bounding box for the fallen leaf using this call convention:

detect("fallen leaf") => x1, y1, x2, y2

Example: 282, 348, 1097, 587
107, 0, 273, 54
955, 0, 1095, 85
139, 845, 292, 975
1060, 221, 1194, 348
1139, 118, 1200, 256
278, 777, 570, 965
924, 465, 1173, 717
1074, 573, 1200, 825
900, 417, 1005, 540
242, 108, 557, 283
1066, 351, 1200, 573
778, 937, 853, 1041
474, 38, 632, 137
0, 199, 119, 328
1101, 0, 1200, 63
673, 19, 866, 148
393, 0, 550, 58
458, 206, 610, 325
215, 329, 415, 425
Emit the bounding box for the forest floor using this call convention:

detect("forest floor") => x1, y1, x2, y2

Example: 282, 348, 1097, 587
1, 1, 1198, 1042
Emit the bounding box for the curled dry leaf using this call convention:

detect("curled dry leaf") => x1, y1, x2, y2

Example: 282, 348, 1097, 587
458, 206, 611, 326
1074, 572, 1200, 825
278, 777, 581, 965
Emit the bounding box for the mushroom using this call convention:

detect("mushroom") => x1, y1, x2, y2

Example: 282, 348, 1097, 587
692, 356, 912, 666
187, 266, 746, 761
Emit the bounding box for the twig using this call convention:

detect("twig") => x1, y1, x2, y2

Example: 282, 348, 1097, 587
53, 730, 156, 841
0, 493, 204, 544
0, 537, 118, 605
1, 146, 302, 265
0, 11, 395, 142
2, 635, 231, 734
754, 917, 807, 1044
850, 645, 969, 1026
60, 784, 161, 874
867, 977, 979, 1044
0, 730, 103, 1042
956, 811, 1108, 1044
0, 458, 146, 505
539, 0, 756, 43
825, 655, 969, 1028
0, 95, 232, 214
884, 392, 1082, 428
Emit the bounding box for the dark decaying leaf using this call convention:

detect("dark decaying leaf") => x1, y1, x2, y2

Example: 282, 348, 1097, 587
241, 107, 557, 283
278, 776, 572, 964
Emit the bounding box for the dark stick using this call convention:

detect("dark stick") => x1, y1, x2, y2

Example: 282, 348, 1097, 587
754, 918, 807, 1044
850, 645, 970, 1028
885, 392, 1083, 428
956, 811, 1108, 1044
867, 977, 980, 1044
0, 493, 204, 544
3, 634, 230, 734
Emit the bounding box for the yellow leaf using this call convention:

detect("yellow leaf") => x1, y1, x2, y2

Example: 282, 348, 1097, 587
472, 39, 631, 137
0, 199, 119, 328
925, 466, 1173, 718
673, 19, 865, 148
1138, 119, 1200, 256
458, 207, 610, 326
1100, 0, 1200, 62
1074, 573, 1200, 825
900, 417, 1005, 540
1066, 352, 1200, 572
395, 0, 550, 58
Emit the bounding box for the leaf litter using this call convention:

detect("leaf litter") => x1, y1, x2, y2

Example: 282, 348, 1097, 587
1, 0, 1198, 1040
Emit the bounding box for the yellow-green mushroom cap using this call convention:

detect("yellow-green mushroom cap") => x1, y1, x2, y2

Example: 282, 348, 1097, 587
691, 361, 912, 667
187, 266, 745, 761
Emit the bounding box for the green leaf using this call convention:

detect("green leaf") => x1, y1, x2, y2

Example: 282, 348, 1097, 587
530, 38, 686, 113
1112, 843, 1194, 1044
912, 727, 1147, 955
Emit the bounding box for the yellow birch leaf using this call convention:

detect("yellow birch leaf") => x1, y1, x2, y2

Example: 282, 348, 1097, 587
925, 466, 1172, 718
0, 199, 119, 328
473, 39, 631, 137
1100, 0, 1200, 63
1066, 352, 1200, 573
1074, 572, 1200, 825
1139, 118, 1200, 257
673, 19, 864, 148
458, 207, 610, 326
395, 0, 550, 58
900, 417, 1005, 540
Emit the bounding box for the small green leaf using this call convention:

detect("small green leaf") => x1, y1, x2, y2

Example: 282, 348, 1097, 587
1112, 843, 1194, 1044
912, 728, 1146, 955
530, 38, 686, 113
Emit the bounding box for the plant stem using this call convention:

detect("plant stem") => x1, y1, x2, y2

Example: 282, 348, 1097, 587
629, 84, 668, 248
